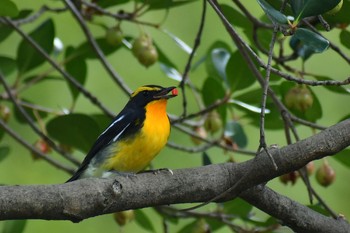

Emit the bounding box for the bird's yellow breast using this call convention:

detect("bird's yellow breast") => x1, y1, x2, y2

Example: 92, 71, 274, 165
103, 99, 170, 172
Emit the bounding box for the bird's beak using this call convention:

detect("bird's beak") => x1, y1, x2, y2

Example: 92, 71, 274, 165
154, 86, 178, 99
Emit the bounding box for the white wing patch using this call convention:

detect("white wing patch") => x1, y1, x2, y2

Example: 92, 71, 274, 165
98, 115, 125, 138
113, 123, 131, 142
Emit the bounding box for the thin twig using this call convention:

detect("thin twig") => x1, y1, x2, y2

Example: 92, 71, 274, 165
0, 73, 81, 166
1, 17, 115, 118
179, 0, 207, 117
0, 118, 75, 174
0, 5, 67, 26
257, 24, 279, 171
64, 0, 132, 96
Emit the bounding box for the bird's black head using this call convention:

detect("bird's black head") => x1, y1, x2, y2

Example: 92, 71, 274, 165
129, 85, 178, 107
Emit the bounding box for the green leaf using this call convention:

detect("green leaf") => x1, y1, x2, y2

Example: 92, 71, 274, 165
235, 87, 284, 130
256, 0, 288, 24
96, 0, 129, 8
65, 46, 87, 101
294, 28, 329, 53
46, 114, 101, 153
0, 56, 16, 76
290, 28, 329, 60
206, 48, 231, 85
13, 99, 48, 124
134, 209, 155, 232
17, 19, 55, 74
220, 4, 251, 29
313, 75, 350, 95
205, 41, 232, 85
0, 10, 31, 42
91, 114, 111, 131
202, 77, 227, 123
224, 121, 247, 148
202, 152, 212, 166
2, 220, 27, 233
333, 149, 350, 168
307, 204, 330, 216
340, 30, 350, 50
224, 198, 253, 218
0, 146, 10, 163
226, 51, 256, 92
291, 0, 341, 19
74, 37, 124, 59
141, 0, 198, 10
177, 220, 197, 233
155, 43, 178, 69
0, 0, 18, 17
323, 0, 350, 25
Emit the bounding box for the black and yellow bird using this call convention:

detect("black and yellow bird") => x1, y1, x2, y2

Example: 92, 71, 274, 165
66, 85, 178, 182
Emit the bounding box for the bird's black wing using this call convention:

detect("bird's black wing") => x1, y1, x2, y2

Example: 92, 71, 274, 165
66, 108, 138, 182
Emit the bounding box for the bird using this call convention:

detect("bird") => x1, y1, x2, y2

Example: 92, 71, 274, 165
66, 85, 178, 182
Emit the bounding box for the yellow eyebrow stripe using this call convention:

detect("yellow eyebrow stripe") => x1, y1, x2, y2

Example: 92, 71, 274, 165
131, 86, 161, 97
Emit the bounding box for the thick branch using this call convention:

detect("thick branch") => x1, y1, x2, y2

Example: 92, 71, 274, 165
0, 119, 350, 232
241, 186, 350, 233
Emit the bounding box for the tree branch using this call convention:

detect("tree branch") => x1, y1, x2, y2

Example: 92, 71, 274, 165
1, 119, 350, 233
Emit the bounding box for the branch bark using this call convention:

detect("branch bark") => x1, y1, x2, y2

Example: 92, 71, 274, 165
1, 119, 350, 233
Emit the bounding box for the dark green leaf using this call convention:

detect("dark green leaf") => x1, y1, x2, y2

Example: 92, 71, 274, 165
177, 220, 197, 233
291, 0, 341, 19
74, 37, 124, 59
65, 46, 87, 101
226, 51, 256, 92
205, 41, 232, 85
202, 77, 227, 123
2, 220, 27, 233
224, 198, 253, 218
0, 56, 16, 76
91, 114, 112, 130
323, 0, 350, 25
202, 152, 212, 165
0, 146, 10, 163
23, 75, 62, 84
289, 34, 315, 60
220, 4, 251, 28
134, 209, 155, 232
13, 99, 48, 124
235, 87, 283, 130
155, 43, 178, 69
0, 10, 31, 42
333, 149, 350, 168
257, 0, 288, 24
141, 0, 198, 10
340, 30, 350, 49
17, 19, 55, 74
338, 114, 350, 123
96, 0, 129, 8
0, 0, 18, 17
308, 204, 330, 216
294, 28, 329, 53
289, 28, 329, 60
313, 75, 350, 95
46, 114, 100, 153
224, 121, 247, 148
206, 48, 231, 85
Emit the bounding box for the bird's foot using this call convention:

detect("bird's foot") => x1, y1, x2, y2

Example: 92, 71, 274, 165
102, 170, 137, 179
139, 168, 173, 175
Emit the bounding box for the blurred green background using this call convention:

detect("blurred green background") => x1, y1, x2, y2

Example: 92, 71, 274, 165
0, 0, 349, 232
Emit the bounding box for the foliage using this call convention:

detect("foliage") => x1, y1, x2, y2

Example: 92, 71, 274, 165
0, 0, 349, 232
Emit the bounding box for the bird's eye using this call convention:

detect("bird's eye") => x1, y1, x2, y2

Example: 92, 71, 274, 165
143, 91, 150, 97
